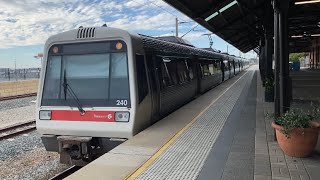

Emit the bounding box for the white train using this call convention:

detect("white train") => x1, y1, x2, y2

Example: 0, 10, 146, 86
36, 26, 250, 165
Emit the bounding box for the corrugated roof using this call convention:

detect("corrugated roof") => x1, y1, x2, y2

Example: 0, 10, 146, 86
164, 0, 320, 53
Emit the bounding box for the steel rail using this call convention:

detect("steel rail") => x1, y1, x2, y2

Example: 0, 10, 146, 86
0, 93, 37, 101
0, 120, 36, 141
49, 166, 82, 180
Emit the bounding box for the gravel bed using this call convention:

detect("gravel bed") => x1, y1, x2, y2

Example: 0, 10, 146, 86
0, 131, 42, 161
0, 105, 36, 129
0, 96, 37, 111
0, 131, 70, 180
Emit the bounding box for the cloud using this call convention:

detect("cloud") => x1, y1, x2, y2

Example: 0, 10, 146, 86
0, 0, 198, 49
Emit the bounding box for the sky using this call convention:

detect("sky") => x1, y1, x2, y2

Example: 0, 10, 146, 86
0, 0, 257, 68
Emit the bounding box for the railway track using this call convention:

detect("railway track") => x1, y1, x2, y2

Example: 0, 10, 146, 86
0, 93, 37, 101
0, 120, 36, 140
49, 166, 82, 180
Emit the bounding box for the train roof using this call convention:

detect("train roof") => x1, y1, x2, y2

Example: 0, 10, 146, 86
139, 34, 227, 60
155, 36, 194, 47
44, 26, 248, 62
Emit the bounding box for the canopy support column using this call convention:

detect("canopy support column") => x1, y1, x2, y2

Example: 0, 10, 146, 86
278, 0, 290, 114
273, 0, 280, 117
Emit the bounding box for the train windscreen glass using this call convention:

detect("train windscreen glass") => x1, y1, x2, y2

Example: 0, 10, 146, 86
41, 41, 130, 107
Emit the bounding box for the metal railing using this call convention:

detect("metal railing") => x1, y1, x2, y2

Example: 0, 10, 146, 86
0, 68, 41, 82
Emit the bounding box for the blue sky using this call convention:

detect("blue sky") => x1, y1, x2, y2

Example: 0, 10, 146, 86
0, 0, 256, 68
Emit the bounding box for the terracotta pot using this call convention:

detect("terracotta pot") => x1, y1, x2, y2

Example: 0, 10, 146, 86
272, 121, 320, 158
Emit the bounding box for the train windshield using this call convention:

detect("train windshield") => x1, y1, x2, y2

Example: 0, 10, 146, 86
41, 41, 130, 107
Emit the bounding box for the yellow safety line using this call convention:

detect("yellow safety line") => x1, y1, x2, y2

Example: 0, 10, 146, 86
125, 70, 250, 180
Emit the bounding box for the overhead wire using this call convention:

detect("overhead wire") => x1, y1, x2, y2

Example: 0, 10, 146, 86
148, 0, 190, 22
128, 0, 190, 23
118, 0, 205, 38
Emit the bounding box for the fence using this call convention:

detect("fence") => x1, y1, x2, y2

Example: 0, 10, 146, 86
0, 68, 41, 82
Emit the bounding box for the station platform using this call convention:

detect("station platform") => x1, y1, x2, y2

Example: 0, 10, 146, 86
67, 65, 320, 180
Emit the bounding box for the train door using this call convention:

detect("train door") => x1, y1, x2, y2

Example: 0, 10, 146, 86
135, 54, 152, 128
233, 60, 236, 75
221, 60, 225, 81
228, 60, 232, 77
195, 56, 202, 94
145, 53, 161, 123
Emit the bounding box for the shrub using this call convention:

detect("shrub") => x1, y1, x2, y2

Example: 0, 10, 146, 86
265, 77, 274, 93
275, 109, 312, 138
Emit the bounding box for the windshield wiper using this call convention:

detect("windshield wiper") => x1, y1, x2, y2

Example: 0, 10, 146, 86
63, 70, 86, 115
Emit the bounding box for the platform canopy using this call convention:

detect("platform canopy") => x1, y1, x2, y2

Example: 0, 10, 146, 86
164, 0, 320, 53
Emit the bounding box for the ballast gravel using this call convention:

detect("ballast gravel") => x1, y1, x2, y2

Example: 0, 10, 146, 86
0, 132, 70, 180
0, 96, 36, 111
0, 105, 36, 129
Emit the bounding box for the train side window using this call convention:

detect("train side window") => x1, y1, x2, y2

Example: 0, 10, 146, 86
186, 60, 194, 80
136, 54, 149, 103
160, 60, 172, 88
224, 61, 229, 71
202, 63, 210, 76
177, 60, 189, 83
212, 61, 217, 73
209, 64, 214, 75
165, 60, 178, 85
215, 61, 221, 72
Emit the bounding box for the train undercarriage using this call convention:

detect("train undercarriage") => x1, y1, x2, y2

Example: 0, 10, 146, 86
41, 135, 125, 166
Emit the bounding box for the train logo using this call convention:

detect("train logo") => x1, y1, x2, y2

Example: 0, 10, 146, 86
93, 114, 113, 120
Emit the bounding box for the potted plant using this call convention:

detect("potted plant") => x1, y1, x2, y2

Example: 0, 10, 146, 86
272, 108, 320, 157
265, 77, 274, 102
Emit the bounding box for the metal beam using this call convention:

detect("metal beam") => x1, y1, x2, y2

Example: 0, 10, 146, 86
279, 0, 290, 114
200, 0, 234, 20
273, 0, 280, 118
212, 14, 250, 33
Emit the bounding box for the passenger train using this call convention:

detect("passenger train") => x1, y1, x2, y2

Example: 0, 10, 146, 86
36, 26, 250, 165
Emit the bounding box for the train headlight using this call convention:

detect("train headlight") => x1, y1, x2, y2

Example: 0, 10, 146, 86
115, 112, 130, 122
39, 110, 51, 120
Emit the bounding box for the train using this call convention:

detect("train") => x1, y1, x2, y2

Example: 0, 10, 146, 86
36, 26, 250, 165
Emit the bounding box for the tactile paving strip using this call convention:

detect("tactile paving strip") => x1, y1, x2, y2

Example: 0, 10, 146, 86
137, 71, 254, 180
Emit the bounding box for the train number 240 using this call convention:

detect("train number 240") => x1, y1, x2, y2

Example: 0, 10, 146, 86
116, 100, 128, 106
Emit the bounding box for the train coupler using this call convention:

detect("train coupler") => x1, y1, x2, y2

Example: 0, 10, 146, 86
57, 136, 92, 165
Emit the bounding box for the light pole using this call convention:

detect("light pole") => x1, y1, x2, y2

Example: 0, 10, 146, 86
34, 53, 43, 78
202, 33, 214, 48
175, 18, 193, 37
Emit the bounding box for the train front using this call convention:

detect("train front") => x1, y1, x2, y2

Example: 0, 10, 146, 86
36, 27, 135, 165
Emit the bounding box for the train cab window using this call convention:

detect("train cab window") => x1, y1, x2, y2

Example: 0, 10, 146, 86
42, 56, 62, 99
136, 54, 148, 103
64, 54, 110, 100
110, 52, 129, 99
42, 41, 130, 107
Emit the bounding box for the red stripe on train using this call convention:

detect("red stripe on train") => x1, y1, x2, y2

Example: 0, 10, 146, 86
51, 110, 115, 122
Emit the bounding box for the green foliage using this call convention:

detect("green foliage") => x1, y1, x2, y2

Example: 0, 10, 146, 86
265, 77, 274, 92
289, 53, 305, 62
275, 109, 312, 138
